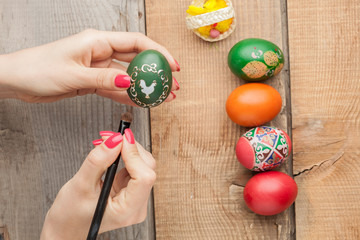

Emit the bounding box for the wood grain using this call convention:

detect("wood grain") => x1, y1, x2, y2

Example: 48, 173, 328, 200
146, 0, 293, 239
287, 0, 360, 239
0, 0, 154, 239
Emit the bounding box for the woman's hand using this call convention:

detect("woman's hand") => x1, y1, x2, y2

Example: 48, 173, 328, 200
40, 129, 156, 240
0, 29, 180, 104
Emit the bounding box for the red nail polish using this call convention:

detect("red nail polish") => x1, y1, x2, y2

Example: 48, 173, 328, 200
173, 77, 180, 90
174, 59, 180, 71
124, 129, 135, 144
92, 139, 103, 146
99, 131, 116, 137
104, 133, 123, 149
114, 75, 131, 88
171, 91, 176, 99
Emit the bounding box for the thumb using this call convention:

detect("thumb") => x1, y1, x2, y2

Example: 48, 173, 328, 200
112, 129, 156, 208
80, 67, 131, 91
74, 133, 124, 191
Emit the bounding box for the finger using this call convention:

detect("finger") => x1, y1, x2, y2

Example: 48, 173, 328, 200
99, 131, 117, 138
79, 66, 131, 91
171, 77, 180, 91
74, 133, 124, 191
93, 134, 114, 146
98, 132, 130, 196
136, 142, 156, 170
108, 61, 127, 71
111, 52, 138, 63
164, 91, 176, 102
90, 59, 128, 71
92, 139, 103, 146
90, 58, 113, 68
111, 129, 156, 209
101, 31, 180, 72
110, 167, 131, 197
96, 140, 155, 171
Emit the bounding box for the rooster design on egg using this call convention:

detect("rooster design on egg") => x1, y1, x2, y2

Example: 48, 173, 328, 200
139, 79, 157, 99
127, 50, 172, 108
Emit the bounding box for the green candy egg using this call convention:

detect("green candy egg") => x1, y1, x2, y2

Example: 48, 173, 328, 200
127, 50, 172, 108
228, 38, 284, 81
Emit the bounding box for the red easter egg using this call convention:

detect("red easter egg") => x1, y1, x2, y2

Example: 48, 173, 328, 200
244, 171, 298, 216
236, 126, 291, 171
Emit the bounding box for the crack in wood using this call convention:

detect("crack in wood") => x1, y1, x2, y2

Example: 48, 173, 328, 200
320, 139, 345, 147
280, 0, 296, 237
135, 229, 140, 239
275, 222, 282, 240
293, 139, 345, 154
294, 151, 344, 177
231, 182, 245, 188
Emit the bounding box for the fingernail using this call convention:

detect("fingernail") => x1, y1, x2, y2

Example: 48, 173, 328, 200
124, 129, 135, 144
171, 91, 176, 99
92, 139, 103, 146
174, 59, 180, 71
114, 75, 131, 88
173, 77, 180, 90
104, 133, 123, 149
99, 131, 116, 137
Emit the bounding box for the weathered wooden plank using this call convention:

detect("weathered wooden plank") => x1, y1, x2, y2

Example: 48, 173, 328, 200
287, 0, 360, 239
0, 0, 154, 239
146, 0, 293, 239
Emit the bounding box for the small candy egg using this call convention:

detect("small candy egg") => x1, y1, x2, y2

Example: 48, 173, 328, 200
210, 29, 220, 38
228, 38, 284, 81
127, 50, 172, 108
236, 126, 292, 171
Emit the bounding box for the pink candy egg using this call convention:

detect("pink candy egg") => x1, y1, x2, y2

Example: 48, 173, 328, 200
210, 29, 220, 38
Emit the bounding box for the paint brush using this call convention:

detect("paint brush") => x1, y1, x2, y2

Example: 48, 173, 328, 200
87, 112, 133, 240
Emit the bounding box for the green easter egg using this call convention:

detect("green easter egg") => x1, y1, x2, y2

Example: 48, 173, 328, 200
127, 50, 172, 108
228, 38, 284, 81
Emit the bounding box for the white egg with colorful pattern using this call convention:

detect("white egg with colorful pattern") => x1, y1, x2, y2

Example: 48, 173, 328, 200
236, 126, 292, 171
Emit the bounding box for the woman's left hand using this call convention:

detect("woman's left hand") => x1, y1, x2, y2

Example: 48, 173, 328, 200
0, 29, 180, 104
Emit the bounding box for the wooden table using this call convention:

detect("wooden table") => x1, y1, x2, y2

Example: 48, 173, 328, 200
0, 0, 359, 239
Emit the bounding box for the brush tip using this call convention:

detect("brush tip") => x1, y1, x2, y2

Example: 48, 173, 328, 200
121, 112, 133, 123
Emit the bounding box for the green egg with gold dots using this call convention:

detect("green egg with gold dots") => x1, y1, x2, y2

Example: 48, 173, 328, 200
127, 50, 172, 108
228, 38, 284, 81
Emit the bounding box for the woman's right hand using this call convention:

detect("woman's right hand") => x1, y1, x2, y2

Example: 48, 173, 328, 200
40, 129, 156, 240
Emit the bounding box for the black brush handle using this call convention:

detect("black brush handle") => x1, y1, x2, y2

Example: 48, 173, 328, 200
87, 121, 131, 240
